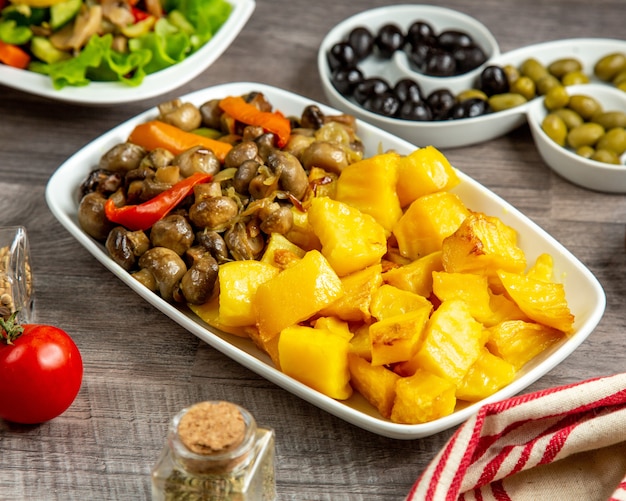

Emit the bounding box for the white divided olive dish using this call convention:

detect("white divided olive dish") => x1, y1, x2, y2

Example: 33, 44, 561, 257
527, 83, 626, 193
45, 82, 606, 439
318, 5, 626, 152
0, 0, 255, 106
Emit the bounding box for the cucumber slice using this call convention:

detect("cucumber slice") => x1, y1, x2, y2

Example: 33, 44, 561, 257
30, 36, 71, 63
50, 0, 81, 30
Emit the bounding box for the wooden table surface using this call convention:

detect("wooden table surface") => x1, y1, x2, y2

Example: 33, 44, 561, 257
1, 0, 625, 499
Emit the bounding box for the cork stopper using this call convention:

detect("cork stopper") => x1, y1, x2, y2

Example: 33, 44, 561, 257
178, 401, 246, 455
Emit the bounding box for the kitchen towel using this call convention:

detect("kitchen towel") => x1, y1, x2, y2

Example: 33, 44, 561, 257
406, 372, 626, 501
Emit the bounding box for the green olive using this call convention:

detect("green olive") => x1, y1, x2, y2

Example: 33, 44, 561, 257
613, 70, 626, 87
488, 93, 528, 112
592, 111, 626, 130
548, 58, 583, 78
543, 85, 569, 111
594, 52, 626, 81
576, 145, 595, 159
457, 89, 488, 102
536, 74, 561, 95
503, 64, 520, 85
561, 71, 590, 86
567, 122, 605, 149
591, 148, 621, 164
510, 76, 536, 100
596, 127, 626, 155
542, 113, 568, 146
553, 108, 584, 130
568, 94, 602, 120
520, 57, 549, 82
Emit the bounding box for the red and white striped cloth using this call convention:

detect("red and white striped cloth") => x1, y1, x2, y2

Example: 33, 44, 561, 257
406, 372, 626, 501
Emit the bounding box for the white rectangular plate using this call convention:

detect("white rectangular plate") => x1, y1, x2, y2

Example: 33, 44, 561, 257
45, 82, 606, 439
0, 0, 255, 106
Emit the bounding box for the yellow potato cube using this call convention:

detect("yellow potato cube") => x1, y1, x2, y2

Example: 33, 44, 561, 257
432, 271, 492, 324
396, 146, 461, 208
497, 269, 574, 333
382, 251, 444, 298
348, 352, 400, 419
189, 295, 254, 338
413, 299, 485, 385
349, 324, 372, 361
218, 261, 280, 327
369, 306, 432, 366
279, 325, 352, 400
313, 316, 353, 340
260, 233, 305, 269
253, 250, 344, 342
442, 212, 527, 279
393, 192, 470, 260
285, 206, 321, 252
318, 264, 383, 322
307, 196, 387, 277
370, 284, 432, 321
487, 319, 565, 370
390, 369, 456, 424
456, 347, 516, 402
334, 151, 403, 234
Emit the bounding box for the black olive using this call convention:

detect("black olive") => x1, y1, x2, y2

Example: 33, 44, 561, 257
331, 67, 364, 96
348, 26, 374, 61
424, 49, 456, 76
397, 100, 432, 121
407, 41, 432, 70
449, 98, 490, 119
353, 77, 390, 105
327, 41, 356, 71
374, 23, 405, 59
479, 65, 510, 96
426, 88, 456, 120
437, 30, 474, 51
453, 45, 487, 73
405, 21, 436, 47
363, 92, 400, 117
393, 78, 423, 103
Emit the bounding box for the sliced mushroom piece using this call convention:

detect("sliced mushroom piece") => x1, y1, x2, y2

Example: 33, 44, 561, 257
138, 247, 187, 302
78, 192, 115, 241
177, 254, 219, 305
99, 142, 147, 173
50, 4, 102, 52
105, 226, 150, 271
150, 215, 194, 256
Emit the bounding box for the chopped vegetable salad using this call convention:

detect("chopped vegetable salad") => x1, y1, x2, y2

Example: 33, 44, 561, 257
0, 0, 232, 88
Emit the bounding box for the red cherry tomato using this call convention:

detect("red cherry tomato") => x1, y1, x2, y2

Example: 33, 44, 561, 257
0, 320, 83, 424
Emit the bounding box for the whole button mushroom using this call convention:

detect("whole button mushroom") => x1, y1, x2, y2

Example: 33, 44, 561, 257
105, 226, 150, 271
177, 255, 219, 305
150, 215, 195, 256
137, 247, 187, 302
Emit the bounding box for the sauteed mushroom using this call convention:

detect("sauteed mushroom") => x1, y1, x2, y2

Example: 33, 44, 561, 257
150, 215, 194, 256
189, 196, 239, 231
158, 99, 202, 132
196, 230, 230, 264
99, 143, 146, 173
78, 192, 115, 241
177, 255, 219, 305
137, 247, 187, 302
174, 146, 221, 178
266, 150, 309, 200
105, 227, 150, 271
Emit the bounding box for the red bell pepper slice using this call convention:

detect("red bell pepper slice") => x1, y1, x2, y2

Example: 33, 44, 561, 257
219, 95, 291, 148
104, 172, 212, 231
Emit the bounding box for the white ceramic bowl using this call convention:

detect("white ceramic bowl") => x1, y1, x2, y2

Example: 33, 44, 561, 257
0, 0, 255, 106
46, 82, 605, 439
527, 83, 626, 193
318, 4, 503, 148
319, 5, 626, 150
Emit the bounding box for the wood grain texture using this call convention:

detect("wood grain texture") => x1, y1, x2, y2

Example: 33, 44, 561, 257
1, 0, 625, 499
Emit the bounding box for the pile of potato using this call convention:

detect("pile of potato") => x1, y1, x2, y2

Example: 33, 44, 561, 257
190, 145, 574, 425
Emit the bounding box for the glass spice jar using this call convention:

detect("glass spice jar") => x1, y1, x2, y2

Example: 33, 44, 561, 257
0, 226, 34, 324
151, 401, 276, 501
